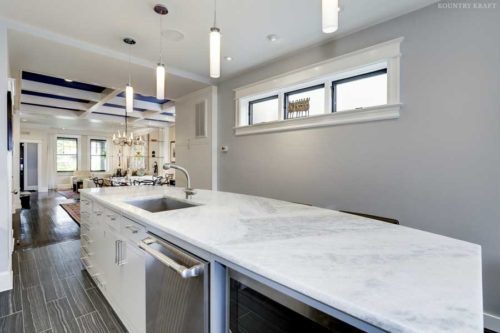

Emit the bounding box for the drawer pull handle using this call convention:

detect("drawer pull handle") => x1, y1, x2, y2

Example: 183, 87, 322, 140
81, 234, 93, 243
125, 225, 140, 234
80, 257, 93, 269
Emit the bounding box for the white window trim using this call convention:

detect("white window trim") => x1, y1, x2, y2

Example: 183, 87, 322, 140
233, 37, 403, 136
56, 134, 81, 173
88, 136, 110, 173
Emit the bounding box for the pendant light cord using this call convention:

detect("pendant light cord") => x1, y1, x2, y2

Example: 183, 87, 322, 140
159, 14, 163, 64
128, 44, 132, 85
213, 0, 217, 27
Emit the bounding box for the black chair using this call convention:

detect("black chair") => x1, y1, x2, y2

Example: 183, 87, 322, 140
153, 176, 171, 186
92, 177, 104, 188
340, 211, 399, 225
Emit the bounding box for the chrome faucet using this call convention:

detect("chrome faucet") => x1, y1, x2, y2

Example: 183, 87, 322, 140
163, 163, 196, 199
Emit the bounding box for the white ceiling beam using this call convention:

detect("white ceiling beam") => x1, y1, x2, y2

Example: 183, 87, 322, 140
90, 105, 144, 119
80, 88, 122, 118
107, 96, 162, 112
22, 79, 103, 102
162, 101, 176, 111
5, 18, 212, 85
20, 96, 146, 121
21, 94, 90, 111
19, 104, 81, 118
140, 111, 159, 117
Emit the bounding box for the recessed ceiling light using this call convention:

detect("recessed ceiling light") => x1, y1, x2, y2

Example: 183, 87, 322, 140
64, 79, 73, 82
266, 34, 279, 42
224, 56, 233, 61
161, 29, 185, 42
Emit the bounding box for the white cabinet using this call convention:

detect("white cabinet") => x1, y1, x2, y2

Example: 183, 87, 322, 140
80, 197, 146, 333
102, 224, 123, 305
120, 241, 146, 333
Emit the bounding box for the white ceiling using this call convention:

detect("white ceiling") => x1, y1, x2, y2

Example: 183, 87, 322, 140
3, 0, 438, 134
1, 0, 438, 82
7, 30, 208, 100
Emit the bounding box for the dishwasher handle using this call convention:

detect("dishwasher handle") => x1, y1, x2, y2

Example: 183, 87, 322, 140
139, 237, 205, 279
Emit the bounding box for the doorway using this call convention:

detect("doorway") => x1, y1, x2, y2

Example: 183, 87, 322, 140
20, 141, 41, 191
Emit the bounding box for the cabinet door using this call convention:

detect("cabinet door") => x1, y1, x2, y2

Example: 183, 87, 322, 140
120, 242, 146, 333
102, 226, 123, 306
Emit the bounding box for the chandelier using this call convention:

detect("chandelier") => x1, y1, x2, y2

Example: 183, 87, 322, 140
112, 106, 145, 147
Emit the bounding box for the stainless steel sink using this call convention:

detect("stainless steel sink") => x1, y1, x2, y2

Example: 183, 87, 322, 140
125, 197, 197, 213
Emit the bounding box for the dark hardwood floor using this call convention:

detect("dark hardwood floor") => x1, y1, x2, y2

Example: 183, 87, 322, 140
13, 191, 81, 249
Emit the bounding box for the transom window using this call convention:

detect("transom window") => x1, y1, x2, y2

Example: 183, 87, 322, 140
56, 137, 78, 172
235, 38, 402, 135
90, 139, 107, 172
249, 95, 279, 125
332, 69, 387, 112
285, 84, 325, 119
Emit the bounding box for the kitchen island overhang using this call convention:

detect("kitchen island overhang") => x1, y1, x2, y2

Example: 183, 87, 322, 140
80, 186, 483, 333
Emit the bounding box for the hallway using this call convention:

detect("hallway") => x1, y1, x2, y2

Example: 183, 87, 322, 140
0, 191, 127, 332
13, 191, 80, 249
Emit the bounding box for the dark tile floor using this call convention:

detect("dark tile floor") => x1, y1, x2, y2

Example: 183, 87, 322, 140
13, 192, 81, 249
0, 191, 127, 333
0, 240, 128, 333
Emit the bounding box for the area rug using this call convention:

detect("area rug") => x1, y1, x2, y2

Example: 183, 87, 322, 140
58, 190, 80, 200
60, 202, 81, 225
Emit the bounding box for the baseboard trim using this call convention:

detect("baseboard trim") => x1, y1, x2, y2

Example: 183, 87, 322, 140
485, 313, 500, 332
0, 270, 13, 292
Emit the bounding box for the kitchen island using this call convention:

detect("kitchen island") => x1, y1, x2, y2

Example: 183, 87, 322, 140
79, 186, 483, 333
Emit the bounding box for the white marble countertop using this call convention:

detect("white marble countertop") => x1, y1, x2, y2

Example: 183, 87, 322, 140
80, 186, 483, 333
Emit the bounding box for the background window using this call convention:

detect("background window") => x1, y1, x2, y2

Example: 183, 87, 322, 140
90, 139, 107, 172
285, 84, 325, 119
56, 137, 78, 172
332, 69, 387, 112
249, 95, 279, 125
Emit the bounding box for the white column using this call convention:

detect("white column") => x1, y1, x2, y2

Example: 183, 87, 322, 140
0, 22, 13, 292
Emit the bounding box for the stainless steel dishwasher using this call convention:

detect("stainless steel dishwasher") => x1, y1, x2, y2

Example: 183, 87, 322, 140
139, 233, 210, 333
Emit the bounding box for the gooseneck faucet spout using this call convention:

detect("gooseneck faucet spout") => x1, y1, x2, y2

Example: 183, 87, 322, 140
163, 163, 196, 199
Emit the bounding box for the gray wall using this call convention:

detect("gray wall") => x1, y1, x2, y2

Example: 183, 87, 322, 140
218, 4, 500, 318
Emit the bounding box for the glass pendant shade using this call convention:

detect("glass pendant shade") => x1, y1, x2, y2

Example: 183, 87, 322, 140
209, 27, 221, 78
322, 0, 339, 34
156, 64, 165, 100
126, 84, 134, 113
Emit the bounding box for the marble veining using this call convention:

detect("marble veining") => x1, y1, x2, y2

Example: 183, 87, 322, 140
81, 186, 483, 333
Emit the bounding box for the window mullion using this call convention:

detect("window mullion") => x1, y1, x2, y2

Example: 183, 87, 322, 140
278, 92, 285, 121
324, 81, 332, 114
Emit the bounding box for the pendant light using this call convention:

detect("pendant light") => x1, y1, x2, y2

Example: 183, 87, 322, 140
322, 0, 339, 34
154, 4, 168, 100
209, 0, 221, 78
124, 37, 136, 113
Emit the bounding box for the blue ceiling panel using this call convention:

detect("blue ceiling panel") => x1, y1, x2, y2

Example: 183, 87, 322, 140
22, 71, 106, 93
117, 91, 169, 104
22, 90, 91, 104
21, 102, 83, 112
93, 112, 171, 123
144, 118, 170, 123
103, 103, 147, 112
